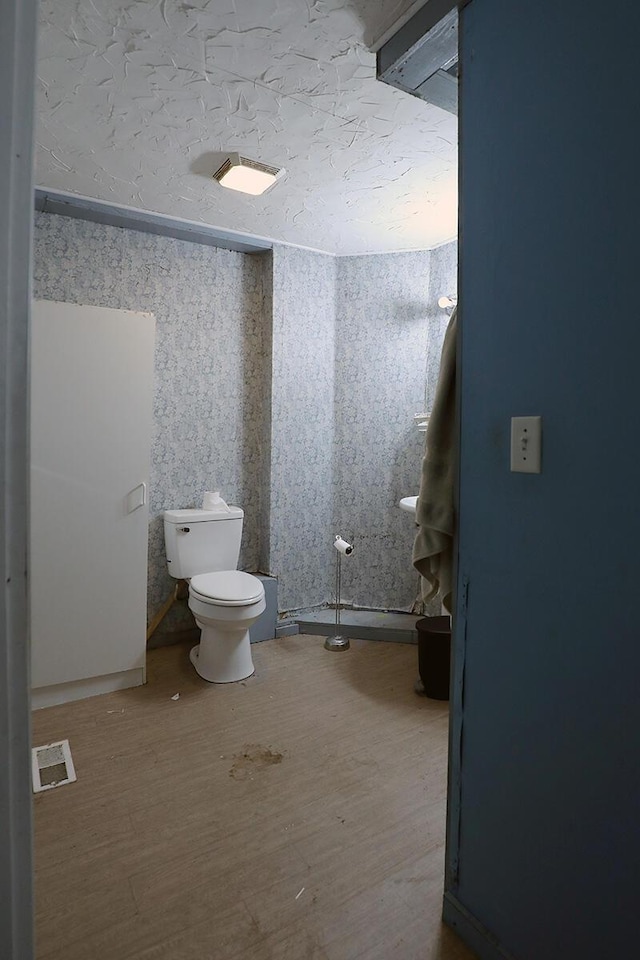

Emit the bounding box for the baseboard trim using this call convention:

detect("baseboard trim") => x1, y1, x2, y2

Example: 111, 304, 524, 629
275, 620, 300, 638
443, 892, 516, 960
32, 667, 145, 710
294, 617, 417, 644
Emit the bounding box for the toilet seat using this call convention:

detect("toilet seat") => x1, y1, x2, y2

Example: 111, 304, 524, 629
189, 570, 264, 606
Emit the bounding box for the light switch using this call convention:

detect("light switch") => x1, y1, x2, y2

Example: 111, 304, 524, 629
510, 416, 542, 473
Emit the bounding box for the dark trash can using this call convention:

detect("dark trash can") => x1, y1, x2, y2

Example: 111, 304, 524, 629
416, 616, 451, 700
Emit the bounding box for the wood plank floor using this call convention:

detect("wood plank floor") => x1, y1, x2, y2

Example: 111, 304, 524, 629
32, 635, 475, 960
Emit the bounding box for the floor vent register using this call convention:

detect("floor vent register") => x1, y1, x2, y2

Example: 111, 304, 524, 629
32, 740, 77, 793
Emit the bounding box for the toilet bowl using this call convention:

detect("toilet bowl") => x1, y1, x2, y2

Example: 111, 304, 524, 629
188, 570, 266, 683
164, 506, 266, 684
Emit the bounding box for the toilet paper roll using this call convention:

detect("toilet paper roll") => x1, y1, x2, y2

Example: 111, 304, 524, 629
202, 491, 229, 511
334, 536, 353, 556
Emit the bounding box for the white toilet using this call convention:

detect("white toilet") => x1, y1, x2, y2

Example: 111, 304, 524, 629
163, 507, 266, 683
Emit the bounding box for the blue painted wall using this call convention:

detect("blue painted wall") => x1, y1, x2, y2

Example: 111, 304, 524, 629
449, 2, 640, 958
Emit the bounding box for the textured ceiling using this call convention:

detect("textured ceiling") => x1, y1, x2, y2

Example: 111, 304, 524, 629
36, 0, 458, 256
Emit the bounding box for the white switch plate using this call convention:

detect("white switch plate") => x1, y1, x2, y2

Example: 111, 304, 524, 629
510, 416, 542, 473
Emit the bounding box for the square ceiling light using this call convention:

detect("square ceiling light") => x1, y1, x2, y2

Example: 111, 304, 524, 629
213, 154, 283, 196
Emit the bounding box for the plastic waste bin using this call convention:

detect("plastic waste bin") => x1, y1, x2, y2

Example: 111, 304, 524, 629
415, 615, 451, 700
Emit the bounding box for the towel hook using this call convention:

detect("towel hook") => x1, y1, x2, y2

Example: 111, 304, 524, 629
438, 295, 457, 310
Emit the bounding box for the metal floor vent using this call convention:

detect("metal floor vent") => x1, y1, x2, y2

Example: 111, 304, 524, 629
32, 739, 77, 793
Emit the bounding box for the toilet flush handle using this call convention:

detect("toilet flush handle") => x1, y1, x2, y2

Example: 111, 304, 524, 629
179, 527, 191, 533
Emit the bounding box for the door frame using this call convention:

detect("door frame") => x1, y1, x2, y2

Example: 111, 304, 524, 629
0, 0, 38, 956
0, 2, 476, 957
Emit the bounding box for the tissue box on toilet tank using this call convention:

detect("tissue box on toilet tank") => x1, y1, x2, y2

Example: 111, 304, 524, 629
249, 575, 277, 643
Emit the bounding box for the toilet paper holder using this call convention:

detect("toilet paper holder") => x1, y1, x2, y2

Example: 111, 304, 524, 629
325, 535, 354, 652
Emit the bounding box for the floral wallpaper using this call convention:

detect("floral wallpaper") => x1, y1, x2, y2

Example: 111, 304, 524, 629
266, 245, 336, 612
334, 246, 457, 613
33, 212, 268, 631
33, 211, 457, 631
426, 241, 459, 411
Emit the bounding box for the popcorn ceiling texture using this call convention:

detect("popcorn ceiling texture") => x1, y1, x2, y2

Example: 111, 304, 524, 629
33, 211, 457, 634
36, 0, 458, 256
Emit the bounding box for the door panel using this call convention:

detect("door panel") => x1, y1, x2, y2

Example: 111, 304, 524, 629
30, 300, 155, 688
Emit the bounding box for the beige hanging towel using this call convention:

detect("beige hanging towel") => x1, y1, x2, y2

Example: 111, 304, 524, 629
413, 309, 457, 613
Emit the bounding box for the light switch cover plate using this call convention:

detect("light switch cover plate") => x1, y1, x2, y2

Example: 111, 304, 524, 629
510, 416, 542, 473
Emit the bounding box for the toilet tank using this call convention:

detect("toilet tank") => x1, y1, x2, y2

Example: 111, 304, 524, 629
163, 508, 244, 579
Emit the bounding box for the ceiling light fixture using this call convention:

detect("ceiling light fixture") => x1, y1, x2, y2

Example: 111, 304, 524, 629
213, 154, 283, 196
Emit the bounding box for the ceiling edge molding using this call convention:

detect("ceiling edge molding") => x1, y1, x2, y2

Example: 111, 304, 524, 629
34, 188, 274, 255
370, 0, 432, 52
34, 188, 444, 258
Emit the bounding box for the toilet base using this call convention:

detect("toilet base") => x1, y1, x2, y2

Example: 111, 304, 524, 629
189, 630, 255, 684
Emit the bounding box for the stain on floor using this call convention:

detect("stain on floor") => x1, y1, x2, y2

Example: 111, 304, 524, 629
229, 743, 284, 781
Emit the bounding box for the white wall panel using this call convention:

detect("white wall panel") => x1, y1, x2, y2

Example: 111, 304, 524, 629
30, 300, 155, 691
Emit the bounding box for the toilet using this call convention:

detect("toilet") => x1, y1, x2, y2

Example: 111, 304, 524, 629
163, 507, 266, 683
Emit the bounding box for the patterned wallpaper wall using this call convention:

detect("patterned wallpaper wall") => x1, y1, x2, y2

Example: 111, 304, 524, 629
265, 241, 457, 614
33, 211, 457, 630
334, 247, 457, 612
267, 245, 337, 611
258, 250, 274, 578
427, 241, 459, 411
33, 212, 268, 631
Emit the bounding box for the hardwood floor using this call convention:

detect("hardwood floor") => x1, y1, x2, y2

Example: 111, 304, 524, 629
32, 636, 475, 960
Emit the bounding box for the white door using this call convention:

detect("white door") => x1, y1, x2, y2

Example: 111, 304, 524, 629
30, 300, 155, 690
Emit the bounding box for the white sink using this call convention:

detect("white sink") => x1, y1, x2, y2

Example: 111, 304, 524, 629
399, 496, 418, 516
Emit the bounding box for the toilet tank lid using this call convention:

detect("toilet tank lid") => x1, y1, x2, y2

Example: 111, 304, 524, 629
164, 507, 243, 523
